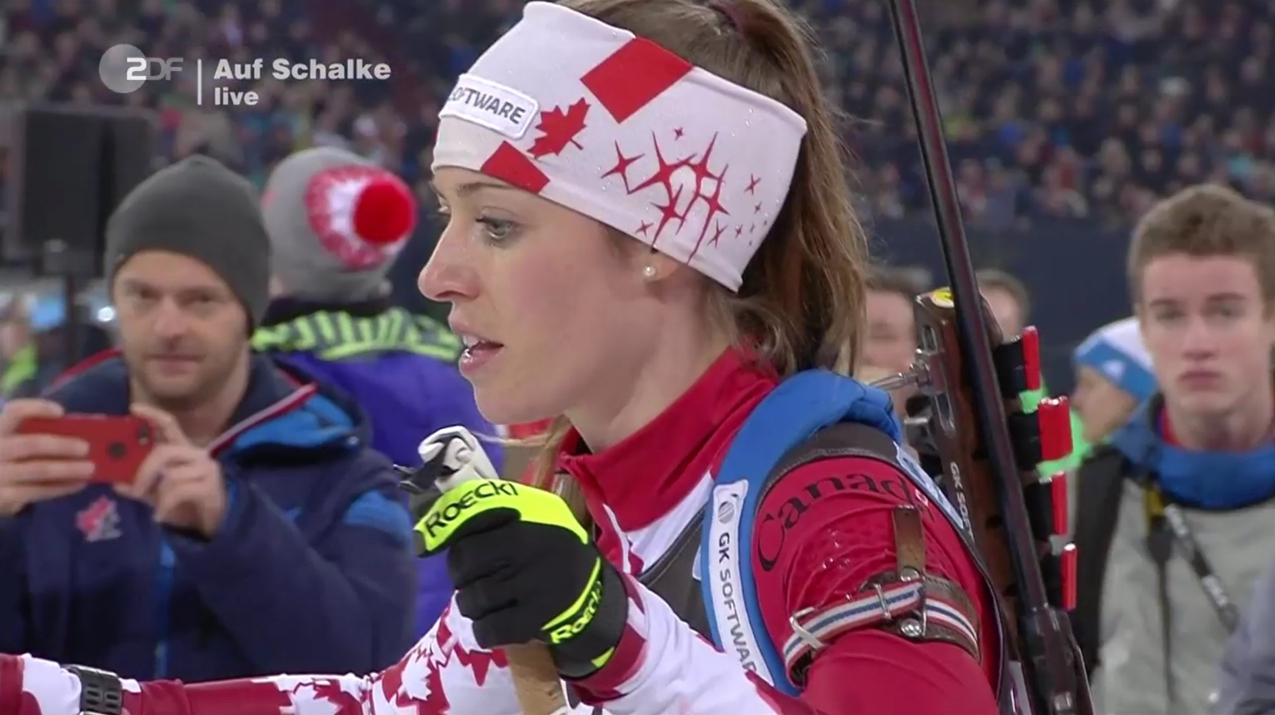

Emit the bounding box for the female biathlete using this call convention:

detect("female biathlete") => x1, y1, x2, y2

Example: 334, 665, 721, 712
2, 0, 1004, 712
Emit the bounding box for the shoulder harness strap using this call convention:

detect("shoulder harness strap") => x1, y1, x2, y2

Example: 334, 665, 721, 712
699, 371, 983, 694
780, 423, 981, 685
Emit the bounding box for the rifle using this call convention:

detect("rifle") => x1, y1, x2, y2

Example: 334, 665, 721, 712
877, 0, 1096, 712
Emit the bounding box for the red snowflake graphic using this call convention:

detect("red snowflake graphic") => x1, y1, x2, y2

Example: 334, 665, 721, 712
291, 678, 363, 713
600, 132, 732, 258
378, 639, 448, 714
528, 98, 590, 158
706, 220, 728, 248
435, 609, 509, 686
600, 142, 643, 191
419, 661, 449, 714
452, 640, 509, 686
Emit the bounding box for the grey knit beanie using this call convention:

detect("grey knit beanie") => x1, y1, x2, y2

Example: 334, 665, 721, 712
261, 147, 416, 303
105, 155, 270, 329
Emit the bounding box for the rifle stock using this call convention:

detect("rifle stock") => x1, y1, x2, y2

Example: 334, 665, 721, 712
911, 295, 1022, 648
905, 291, 1091, 715
505, 643, 568, 715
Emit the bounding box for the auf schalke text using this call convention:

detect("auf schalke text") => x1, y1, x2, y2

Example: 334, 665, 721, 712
213, 58, 392, 82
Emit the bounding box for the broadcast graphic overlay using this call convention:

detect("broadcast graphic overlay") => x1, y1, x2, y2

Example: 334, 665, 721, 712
98, 44, 392, 106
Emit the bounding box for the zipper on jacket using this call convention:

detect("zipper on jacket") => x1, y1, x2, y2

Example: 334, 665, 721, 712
152, 537, 176, 678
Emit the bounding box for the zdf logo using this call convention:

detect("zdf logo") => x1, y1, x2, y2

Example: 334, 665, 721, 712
99, 44, 182, 94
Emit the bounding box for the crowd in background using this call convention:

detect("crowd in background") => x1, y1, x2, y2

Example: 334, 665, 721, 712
0, 0, 1262, 400
2, 0, 1273, 231
5, 1, 1275, 713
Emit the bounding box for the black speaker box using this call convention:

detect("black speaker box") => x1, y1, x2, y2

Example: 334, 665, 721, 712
5, 104, 155, 277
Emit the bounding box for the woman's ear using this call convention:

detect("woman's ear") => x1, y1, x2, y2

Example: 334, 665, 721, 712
639, 250, 687, 283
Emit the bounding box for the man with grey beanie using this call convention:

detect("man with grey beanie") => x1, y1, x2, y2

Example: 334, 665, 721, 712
251, 146, 498, 637
0, 155, 416, 681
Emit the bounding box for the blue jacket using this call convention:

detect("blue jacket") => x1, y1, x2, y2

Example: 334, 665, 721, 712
253, 299, 500, 637
0, 352, 417, 681
1110, 396, 1275, 510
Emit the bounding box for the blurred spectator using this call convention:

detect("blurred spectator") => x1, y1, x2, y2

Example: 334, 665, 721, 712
4, 293, 114, 399
1071, 316, 1156, 447
862, 265, 929, 418
0, 157, 416, 681
976, 268, 1031, 340
252, 146, 497, 638
1064, 316, 1156, 530
863, 264, 929, 376
0, 297, 35, 398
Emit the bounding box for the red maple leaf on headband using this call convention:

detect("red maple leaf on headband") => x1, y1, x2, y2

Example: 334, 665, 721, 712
528, 98, 590, 158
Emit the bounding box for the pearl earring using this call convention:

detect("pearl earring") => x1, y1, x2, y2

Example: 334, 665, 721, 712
643, 265, 657, 279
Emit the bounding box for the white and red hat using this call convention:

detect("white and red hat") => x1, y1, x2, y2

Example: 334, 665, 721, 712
262, 147, 417, 302
432, 2, 807, 291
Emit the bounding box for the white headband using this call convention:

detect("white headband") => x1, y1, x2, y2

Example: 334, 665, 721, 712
432, 2, 808, 291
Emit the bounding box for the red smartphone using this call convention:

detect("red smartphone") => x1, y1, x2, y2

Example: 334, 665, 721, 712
15, 414, 156, 484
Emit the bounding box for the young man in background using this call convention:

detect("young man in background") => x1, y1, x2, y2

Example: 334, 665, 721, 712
1073, 184, 1275, 715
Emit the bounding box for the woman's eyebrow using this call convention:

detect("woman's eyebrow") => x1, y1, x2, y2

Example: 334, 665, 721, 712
430, 180, 520, 198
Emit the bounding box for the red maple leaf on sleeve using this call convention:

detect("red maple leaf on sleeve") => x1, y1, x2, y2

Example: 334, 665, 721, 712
528, 98, 590, 158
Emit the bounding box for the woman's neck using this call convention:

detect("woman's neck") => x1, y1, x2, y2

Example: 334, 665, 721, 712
1165, 388, 1275, 452
567, 326, 732, 454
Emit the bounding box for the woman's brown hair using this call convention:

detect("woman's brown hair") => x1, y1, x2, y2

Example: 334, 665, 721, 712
529, 0, 870, 507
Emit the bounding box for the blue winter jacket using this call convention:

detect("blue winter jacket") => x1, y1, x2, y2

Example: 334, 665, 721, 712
253, 299, 500, 637
0, 351, 417, 681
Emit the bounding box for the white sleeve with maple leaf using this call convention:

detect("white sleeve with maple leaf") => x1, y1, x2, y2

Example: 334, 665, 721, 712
8, 586, 806, 715
6, 602, 528, 715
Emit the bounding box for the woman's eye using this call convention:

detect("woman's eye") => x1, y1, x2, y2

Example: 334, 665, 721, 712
477, 217, 517, 242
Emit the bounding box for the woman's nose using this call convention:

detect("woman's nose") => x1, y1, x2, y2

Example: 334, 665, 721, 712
418, 231, 477, 304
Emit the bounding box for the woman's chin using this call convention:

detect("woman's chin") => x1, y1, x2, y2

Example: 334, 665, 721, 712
475, 389, 552, 429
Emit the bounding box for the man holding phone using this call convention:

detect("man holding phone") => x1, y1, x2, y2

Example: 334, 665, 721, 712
0, 156, 416, 682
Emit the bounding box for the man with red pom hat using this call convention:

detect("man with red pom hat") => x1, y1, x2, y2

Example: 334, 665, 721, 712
252, 147, 499, 637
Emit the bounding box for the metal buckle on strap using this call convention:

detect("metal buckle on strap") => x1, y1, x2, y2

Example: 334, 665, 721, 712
789, 607, 824, 653
789, 578, 915, 655
873, 582, 894, 622
899, 567, 927, 636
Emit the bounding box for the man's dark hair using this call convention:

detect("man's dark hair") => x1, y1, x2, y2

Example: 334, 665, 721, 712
867, 265, 931, 300
976, 268, 1031, 322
